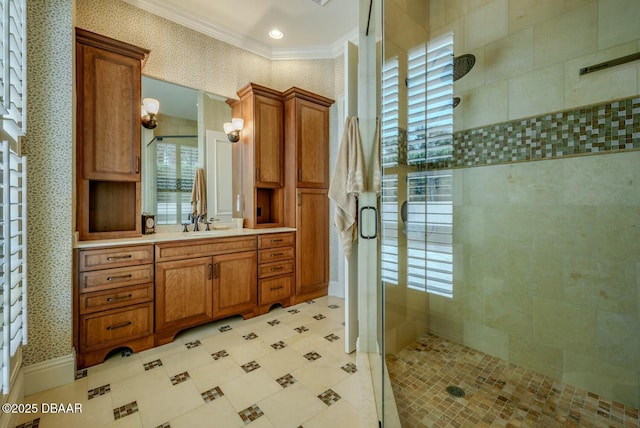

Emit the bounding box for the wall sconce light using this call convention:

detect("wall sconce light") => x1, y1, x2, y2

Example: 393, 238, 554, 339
223, 118, 244, 142
141, 98, 160, 129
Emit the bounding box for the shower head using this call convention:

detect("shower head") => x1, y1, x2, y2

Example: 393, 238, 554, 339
453, 54, 476, 81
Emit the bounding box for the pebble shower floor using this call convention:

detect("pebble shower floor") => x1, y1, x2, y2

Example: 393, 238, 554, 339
387, 334, 639, 428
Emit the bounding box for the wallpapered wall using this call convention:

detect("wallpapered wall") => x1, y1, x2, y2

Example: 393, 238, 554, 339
25, 0, 344, 366
75, 0, 339, 100
23, 0, 74, 366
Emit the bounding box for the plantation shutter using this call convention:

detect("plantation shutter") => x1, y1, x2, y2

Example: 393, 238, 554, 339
155, 138, 198, 224
0, 0, 26, 394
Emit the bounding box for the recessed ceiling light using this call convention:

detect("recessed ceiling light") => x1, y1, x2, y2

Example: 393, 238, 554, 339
269, 29, 283, 39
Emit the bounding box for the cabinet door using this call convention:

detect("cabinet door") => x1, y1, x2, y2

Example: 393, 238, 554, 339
213, 251, 257, 318
295, 99, 330, 188
254, 94, 283, 187
296, 189, 329, 295
79, 43, 141, 181
155, 257, 213, 331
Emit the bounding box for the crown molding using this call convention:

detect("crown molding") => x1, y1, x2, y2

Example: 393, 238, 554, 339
270, 28, 359, 60
122, 0, 356, 60
122, 0, 272, 58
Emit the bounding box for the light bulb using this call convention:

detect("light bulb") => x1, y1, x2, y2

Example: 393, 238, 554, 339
231, 118, 244, 131
142, 98, 160, 115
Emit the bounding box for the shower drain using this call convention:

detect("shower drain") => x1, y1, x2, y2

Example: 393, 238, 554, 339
446, 385, 466, 398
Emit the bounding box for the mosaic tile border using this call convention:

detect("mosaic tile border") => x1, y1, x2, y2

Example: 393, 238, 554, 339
406, 96, 640, 170
113, 401, 138, 420
453, 96, 640, 168
239, 404, 264, 424
202, 386, 224, 403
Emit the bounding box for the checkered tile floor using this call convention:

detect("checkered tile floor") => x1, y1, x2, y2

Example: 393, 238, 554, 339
17, 296, 361, 427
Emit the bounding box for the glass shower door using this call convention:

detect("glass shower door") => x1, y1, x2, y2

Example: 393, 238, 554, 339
380, 2, 455, 424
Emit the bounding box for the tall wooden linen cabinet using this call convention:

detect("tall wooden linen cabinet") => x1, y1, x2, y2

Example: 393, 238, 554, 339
232, 84, 334, 303
75, 28, 149, 240
231, 84, 285, 229
283, 88, 334, 303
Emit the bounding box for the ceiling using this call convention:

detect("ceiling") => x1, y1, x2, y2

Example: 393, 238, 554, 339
123, 0, 359, 60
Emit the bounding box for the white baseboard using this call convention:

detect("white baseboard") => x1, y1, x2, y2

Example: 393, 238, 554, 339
23, 353, 75, 396
0, 364, 24, 428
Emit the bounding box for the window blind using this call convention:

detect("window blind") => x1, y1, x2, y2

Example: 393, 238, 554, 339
381, 57, 400, 167
0, 0, 26, 143
155, 138, 198, 224
0, 140, 26, 394
380, 174, 398, 284
407, 33, 454, 165
0, 0, 26, 395
406, 170, 453, 297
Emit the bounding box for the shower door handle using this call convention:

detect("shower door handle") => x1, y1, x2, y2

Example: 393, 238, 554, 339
359, 206, 377, 239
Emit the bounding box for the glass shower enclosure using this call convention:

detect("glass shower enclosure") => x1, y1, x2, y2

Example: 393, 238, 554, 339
378, 0, 640, 426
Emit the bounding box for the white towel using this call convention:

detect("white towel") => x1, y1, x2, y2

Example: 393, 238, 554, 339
328, 117, 366, 259
190, 167, 207, 218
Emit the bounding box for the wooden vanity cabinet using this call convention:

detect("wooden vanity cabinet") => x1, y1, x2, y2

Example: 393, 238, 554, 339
74, 244, 155, 369
213, 251, 257, 318
155, 257, 213, 338
75, 28, 149, 240
154, 236, 258, 345
257, 232, 295, 314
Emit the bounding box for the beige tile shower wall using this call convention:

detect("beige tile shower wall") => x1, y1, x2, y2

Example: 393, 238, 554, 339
428, 152, 640, 408
417, 0, 640, 406
427, 0, 640, 132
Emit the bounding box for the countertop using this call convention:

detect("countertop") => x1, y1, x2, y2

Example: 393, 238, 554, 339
73, 227, 297, 249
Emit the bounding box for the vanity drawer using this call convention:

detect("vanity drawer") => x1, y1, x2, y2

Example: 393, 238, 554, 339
258, 260, 294, 278
258, 232, 295, 249
78, 245, 154, 272
79, 264, 154, 293
155, 236, 256, 262
79, 303, 153, 352
258, 247, 294, 263
259, 275, 293, 305
79, 283, 153, 315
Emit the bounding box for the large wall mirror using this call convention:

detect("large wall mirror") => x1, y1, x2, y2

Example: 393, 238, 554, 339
141, 76, 239, 227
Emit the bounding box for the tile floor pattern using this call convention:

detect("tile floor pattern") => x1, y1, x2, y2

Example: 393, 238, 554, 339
17, 296, 361, 428
387, 334, 640, 428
